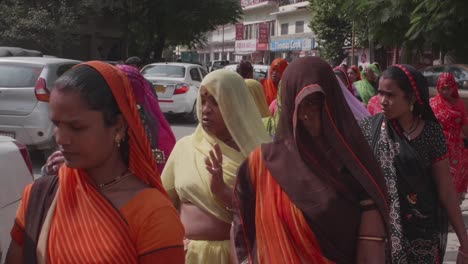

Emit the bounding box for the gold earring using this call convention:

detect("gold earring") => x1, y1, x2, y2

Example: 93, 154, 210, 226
410, 104, 414, 112
115, 136, 121, 148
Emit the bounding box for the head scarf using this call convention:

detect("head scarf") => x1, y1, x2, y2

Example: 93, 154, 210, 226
354, 64, 379, 104
437, 72, 460, 98
52, 61, 169, 263
261, 58, 288, 105
237, 60, 254, 79
333, 65, 353, 93
350, 65, 362, 81
263, 57, 389, 262
196, 69, 271, 156
117, 65, 176, 172
370, 64, 447, 262
245, 79, 271, 118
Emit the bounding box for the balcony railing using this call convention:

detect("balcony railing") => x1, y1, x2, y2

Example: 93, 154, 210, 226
278, 0, 306, 6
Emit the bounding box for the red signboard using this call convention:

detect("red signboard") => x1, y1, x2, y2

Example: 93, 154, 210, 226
236, 23, 244, 40
258, 23, 268, 44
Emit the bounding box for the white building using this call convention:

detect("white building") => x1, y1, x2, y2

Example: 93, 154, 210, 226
270, 0, 317, 61
196, 24, 236, 65
195, 0, 318, 65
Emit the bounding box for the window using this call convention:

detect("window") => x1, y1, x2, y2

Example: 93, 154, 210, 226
57, 63, 78, 77
295, 21, 304, 33
190, 68, 202, 82
199, 67, 208, 77
141, 65, 185, 78
268, 21, 275, 36
281, 23, 288, 35
0, 64, 43, 87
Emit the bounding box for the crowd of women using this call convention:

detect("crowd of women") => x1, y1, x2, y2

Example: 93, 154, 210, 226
4, 55, 468, 263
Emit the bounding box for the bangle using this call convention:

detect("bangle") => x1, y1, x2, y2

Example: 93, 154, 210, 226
357, 236, 386, 242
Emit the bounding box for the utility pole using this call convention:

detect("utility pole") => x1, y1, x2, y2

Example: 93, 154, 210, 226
222, 25, 225, 60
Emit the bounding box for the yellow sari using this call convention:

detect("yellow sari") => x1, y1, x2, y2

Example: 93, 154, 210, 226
162, 69, 271, 263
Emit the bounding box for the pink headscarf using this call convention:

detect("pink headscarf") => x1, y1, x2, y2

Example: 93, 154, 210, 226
117, 65, 176, 172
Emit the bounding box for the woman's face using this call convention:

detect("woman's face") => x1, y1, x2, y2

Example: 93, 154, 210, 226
439, 86, 453, 100
49, 90, 126, 169
364, 68, 376, 82
200, 86, 231, 140
378, 78, 414, 120
297, 92, 324, 137
347, 68, 358, 82
271, 67, 281, 87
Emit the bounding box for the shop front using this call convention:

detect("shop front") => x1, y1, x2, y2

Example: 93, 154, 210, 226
270, 37, 316, 62
234, 39, 270, 64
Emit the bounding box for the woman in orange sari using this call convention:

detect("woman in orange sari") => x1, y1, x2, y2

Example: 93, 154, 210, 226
6, 62, 184, 263
261, 58, 288, 106
233, 57, 390, 263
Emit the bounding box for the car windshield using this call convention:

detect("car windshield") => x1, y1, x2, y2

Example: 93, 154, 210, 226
142, 65, 185, 78
0, 64, 43, 87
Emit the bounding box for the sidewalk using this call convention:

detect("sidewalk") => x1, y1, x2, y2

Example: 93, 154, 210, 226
444, 198, 468, 263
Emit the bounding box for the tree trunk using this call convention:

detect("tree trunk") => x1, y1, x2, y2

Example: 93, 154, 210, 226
152, 34, 166, 62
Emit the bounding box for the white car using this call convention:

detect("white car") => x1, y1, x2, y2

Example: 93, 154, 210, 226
0, 136, 34, 261
0, 57, 81, 159
141, 63, 208, 122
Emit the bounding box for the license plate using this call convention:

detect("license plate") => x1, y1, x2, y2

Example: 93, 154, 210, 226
154, 85, 166, 93
0, 131, 16, 139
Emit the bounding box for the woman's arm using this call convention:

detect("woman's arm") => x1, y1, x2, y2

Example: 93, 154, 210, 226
433, 159, 468, 254
356, 209, 386, 263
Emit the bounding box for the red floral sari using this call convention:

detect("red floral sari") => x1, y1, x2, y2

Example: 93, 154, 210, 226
430, 72, 468, 194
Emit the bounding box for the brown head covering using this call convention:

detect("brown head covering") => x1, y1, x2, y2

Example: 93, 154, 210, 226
263, 57, 389, 262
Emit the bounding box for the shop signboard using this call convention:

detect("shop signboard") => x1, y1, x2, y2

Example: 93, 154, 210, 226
270, 38, 314, 52
235, 39, 258, 53
258, 23, 268, 44
236, 23, 244, 40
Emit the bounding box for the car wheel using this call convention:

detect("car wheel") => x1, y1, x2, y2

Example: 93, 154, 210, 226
185, 102, 198, 123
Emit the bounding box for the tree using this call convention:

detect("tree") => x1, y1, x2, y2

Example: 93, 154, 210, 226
0, 0, 91, 56
407, 0, 468, 62
107, 0, 243, 61
308, 0, 351, 66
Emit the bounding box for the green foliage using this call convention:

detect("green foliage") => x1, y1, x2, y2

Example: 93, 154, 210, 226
308, 0, 351, 66
95, 0, 242, 60
0, 0, 91, 55
407, 0, 468, 60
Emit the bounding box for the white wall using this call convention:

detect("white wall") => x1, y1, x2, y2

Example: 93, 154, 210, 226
211, 24, 236, 43
276, 10, 313, 36
243, 5, 277, 25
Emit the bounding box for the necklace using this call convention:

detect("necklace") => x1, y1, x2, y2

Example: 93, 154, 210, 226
403, 117, 420, 140
98, 170, 133, 189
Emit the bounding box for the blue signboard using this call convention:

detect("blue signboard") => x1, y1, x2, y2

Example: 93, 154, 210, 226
270, 38, 315, 52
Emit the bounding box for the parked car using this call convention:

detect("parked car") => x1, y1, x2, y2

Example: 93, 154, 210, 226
0, 46, 42, 57
0, 135, 33, 262
420, 64, 468, 113
208, 60, 231, 72
0, 57, 81, 158
141, 62, 208, 122
224, 64, 270, 81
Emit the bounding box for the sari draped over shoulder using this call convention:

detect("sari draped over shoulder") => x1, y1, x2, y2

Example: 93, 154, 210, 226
245, 79, 271, 118
261, 58, 288, 106
360, 65, 449, 263
430, 72, 468, 194
234, 57, 389, 264
162, 69, 271, 263
12, 61, 184, 264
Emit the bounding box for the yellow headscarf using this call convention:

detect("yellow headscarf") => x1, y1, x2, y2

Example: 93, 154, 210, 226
162, 69, 271, 223
245, 79, 271, 118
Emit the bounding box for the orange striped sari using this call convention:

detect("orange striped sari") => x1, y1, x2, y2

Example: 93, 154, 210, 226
261, 58, 288, 106
238, 148, 333, 264
11, 62, 184, 263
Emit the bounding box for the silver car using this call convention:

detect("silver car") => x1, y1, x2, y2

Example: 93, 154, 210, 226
141, 63, 208, 122
0, 57, 81, 158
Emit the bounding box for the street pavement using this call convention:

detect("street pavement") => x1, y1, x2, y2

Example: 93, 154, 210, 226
29, 118, 467, 263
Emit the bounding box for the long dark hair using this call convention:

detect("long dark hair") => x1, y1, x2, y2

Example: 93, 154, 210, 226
54, 65, 130, 164
381, 65, 436, 122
